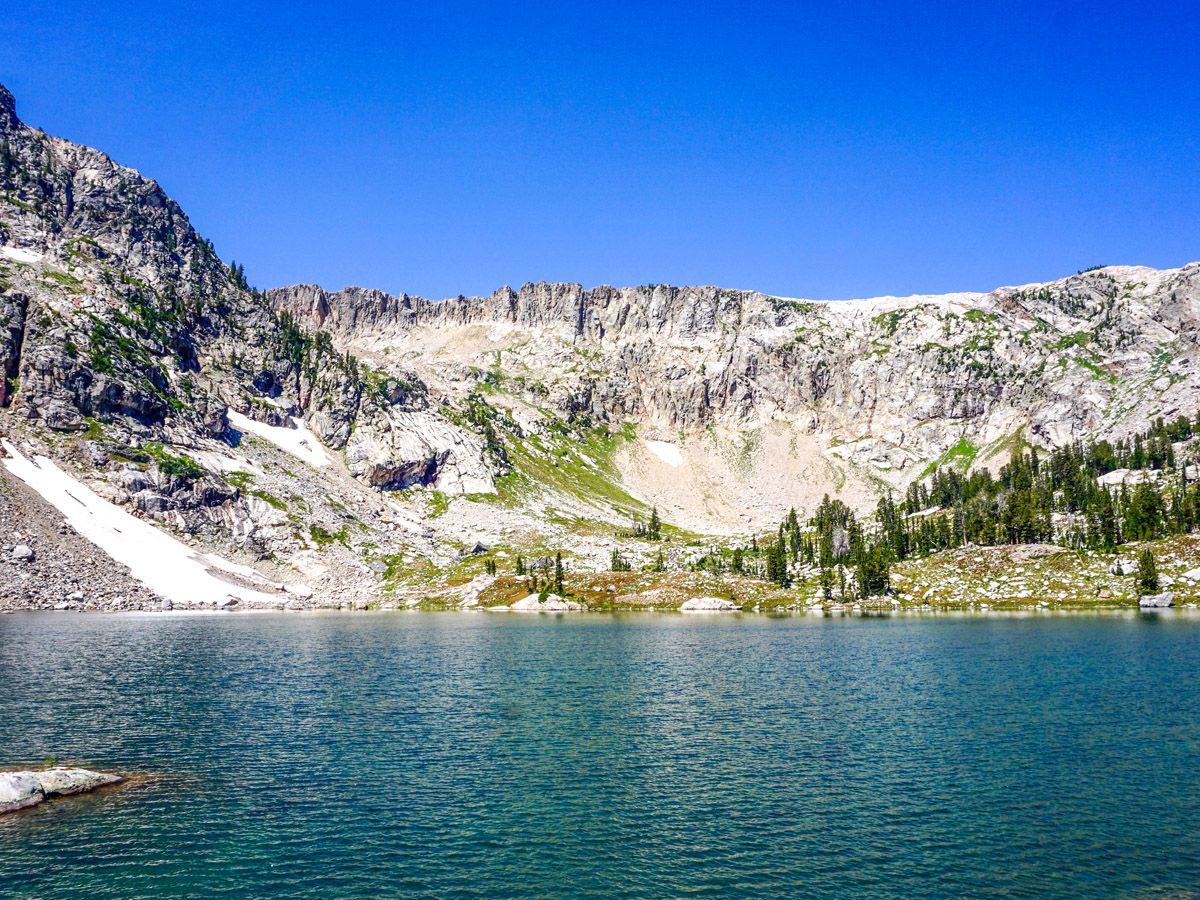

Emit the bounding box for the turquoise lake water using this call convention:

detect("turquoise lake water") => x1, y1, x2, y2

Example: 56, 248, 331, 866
2, 610, 1199, 898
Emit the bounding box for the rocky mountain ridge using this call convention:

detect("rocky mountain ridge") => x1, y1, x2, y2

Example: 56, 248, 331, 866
2, 80, 1199, 609
270, 261, 1200, 525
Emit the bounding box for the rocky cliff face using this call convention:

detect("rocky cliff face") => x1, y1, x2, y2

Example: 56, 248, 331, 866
269, 263, 1200, 526
0, 83, 498, 606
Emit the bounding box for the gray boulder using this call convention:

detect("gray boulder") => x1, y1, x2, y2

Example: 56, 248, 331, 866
681, 596, 738, 612
1139, 592, 1174, 608
11, 544, 34, 562
510, 593, 586, 611
0, 767, 123, 814
0, 772, 44, 813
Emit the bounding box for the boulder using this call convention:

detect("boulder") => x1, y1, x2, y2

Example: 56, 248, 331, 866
0, 772, 44, 813
0, 767, 123, 814
284, 583, 313, 599
540, 596, 587, 611
1139, 592, 1174, 608
11, 544, 33, 562
681, 596, 738, 612
510, 593, 586, 611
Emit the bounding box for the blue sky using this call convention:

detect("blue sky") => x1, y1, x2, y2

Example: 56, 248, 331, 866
3, 1, 1197, 299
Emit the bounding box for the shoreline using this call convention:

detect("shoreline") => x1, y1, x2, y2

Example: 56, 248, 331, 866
3, 605, 1198, 619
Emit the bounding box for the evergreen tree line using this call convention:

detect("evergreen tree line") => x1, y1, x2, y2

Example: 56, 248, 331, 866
514, 552, 566, 594
722, 415, 1200, 601
897, 417, 1200, 555
496, 417, 1197, 603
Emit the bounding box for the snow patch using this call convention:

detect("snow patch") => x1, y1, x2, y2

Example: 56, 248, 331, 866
1, 442, 284, 607
0, 246, 42, 264
227, 410, 333, 469
646, 440, 683, 467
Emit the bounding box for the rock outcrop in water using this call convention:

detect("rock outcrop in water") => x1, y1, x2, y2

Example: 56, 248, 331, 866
680, 596, 739, 611
0, 767, 123, 813
507, 593, 587, 611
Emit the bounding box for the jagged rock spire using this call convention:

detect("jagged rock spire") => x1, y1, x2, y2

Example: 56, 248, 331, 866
0, 83, 17, 131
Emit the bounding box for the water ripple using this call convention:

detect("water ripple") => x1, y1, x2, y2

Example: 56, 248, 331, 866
1, 612, 1199, 897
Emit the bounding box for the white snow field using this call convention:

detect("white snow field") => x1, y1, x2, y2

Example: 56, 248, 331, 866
1, 441, 284, 607
0, 245, 43, 263
227, 410, 333, 469
645, 440, 684, 467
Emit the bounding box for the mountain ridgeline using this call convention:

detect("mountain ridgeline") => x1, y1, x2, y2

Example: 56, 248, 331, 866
2, 80, 1200, 612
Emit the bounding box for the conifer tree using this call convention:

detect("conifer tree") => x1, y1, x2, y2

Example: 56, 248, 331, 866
1137, 549, 1158, 594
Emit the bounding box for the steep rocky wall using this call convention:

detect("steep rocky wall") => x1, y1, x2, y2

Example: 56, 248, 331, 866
270, 264, 1200, 466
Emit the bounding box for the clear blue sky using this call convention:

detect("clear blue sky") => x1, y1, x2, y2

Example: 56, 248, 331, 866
3, 1, 1197, 299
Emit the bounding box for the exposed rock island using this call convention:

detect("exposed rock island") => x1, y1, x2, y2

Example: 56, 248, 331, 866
0, 767, 124, 814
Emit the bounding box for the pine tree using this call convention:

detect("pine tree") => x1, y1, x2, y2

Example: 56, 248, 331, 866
647, 507, 661, 541
764, 541, 790, 587
818, 561, 833, 601
554, 552, 564, 594
1137, 549, 1158, 594
855, 542, 891, 599
515, 555, 525, 576
610, 549, 631, 572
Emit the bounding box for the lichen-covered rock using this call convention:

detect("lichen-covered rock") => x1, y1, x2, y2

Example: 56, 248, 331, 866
33, 767, 123, 797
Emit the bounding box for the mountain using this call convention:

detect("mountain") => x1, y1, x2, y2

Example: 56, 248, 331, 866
270, 267, 1200, 532
2, 81, 1199, 611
